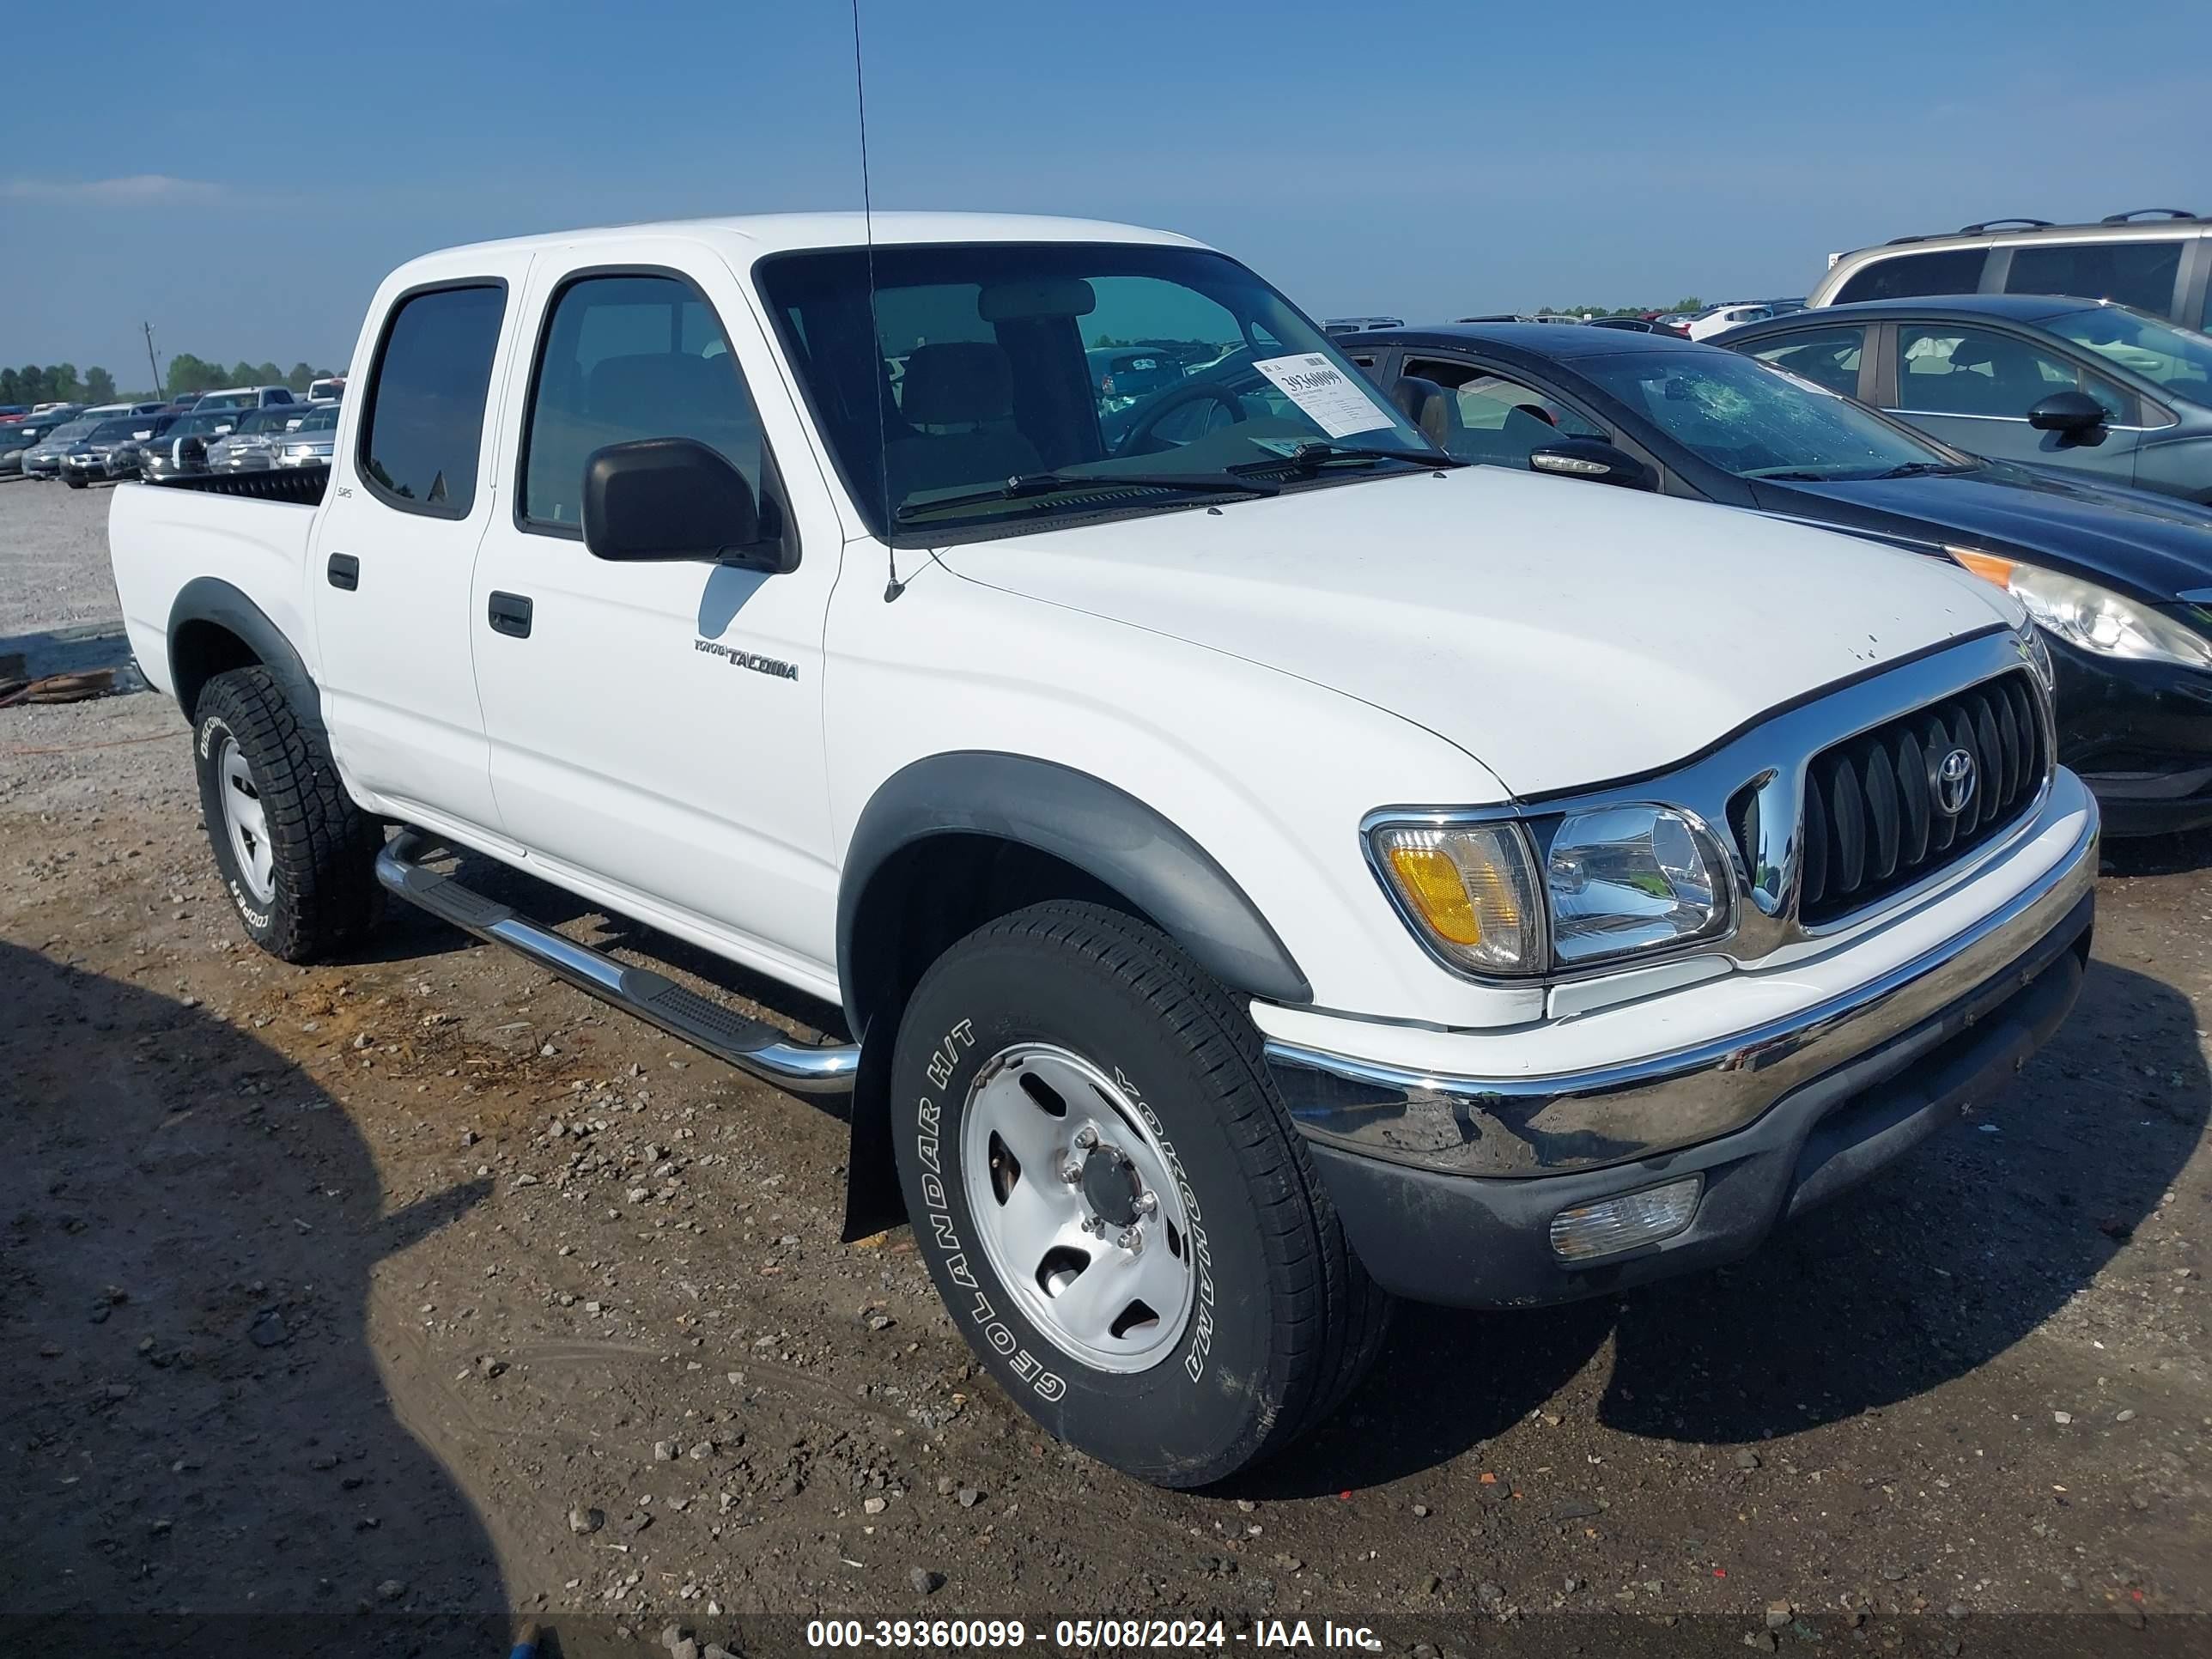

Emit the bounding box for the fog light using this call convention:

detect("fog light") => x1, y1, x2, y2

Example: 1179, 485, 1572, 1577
1547, 1176, 1702, 1261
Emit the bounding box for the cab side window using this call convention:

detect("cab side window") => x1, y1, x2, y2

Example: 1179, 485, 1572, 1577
521, 271, 765, 531
1402, 356, 1604, 468
1749, 325, 1865, 397
2004, 240, 2182, 317
359, 283, 507, 516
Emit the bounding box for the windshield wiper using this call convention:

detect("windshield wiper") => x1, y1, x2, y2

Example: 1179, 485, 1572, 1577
893, 469, 1279, 524
1232, 441, 1465, 475
1875, 460, 1967, 479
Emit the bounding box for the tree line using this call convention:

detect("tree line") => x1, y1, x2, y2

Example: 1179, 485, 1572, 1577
2, 357, 340, 409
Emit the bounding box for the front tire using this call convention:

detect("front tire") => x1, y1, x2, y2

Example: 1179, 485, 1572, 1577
890, 901, 1388, 1486
192, 666, 383, 963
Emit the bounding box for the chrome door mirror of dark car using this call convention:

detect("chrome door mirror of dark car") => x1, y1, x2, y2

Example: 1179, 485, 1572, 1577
2027, 390, 2108, 434
1529, 437, 1657, 490
580, 438, 792, 573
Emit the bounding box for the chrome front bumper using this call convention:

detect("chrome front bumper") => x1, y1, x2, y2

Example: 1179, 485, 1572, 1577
1267, 793, 2099, 1178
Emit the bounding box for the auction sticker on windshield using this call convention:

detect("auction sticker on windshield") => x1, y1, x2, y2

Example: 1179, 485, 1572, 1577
1253, 353, 1390, 438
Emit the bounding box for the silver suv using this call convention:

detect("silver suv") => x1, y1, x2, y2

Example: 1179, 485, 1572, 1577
1811, 210, 2211, 331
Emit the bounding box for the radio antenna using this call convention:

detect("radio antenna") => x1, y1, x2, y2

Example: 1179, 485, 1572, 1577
850, 0, 902, 601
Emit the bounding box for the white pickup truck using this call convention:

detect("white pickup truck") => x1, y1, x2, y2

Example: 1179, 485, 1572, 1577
111, 213, 2098, 1486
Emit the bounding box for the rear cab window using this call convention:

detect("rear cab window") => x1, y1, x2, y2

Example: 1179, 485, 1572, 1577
358, 283, 507, 516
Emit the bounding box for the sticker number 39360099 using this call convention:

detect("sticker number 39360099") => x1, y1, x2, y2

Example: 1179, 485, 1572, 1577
1252, 353, 1392, 439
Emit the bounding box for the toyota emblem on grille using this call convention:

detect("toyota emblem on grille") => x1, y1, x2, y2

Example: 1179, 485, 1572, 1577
1932, 747, 1977, 817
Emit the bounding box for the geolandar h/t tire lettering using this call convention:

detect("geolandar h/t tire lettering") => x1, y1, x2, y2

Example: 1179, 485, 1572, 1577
191, 665, 384, 963
890, 901, 1389, 1487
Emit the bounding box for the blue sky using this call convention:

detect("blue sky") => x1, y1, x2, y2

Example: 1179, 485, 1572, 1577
3, 0, 2204, 383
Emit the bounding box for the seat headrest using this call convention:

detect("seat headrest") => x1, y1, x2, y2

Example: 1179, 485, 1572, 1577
586, 354, 736, 428
900, 343, 1014, 426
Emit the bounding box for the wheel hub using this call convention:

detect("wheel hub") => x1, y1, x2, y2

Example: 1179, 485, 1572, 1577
1079, 1142, 1143, 1228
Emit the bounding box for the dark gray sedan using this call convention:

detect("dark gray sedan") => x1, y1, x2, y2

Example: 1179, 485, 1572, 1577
1713, 295, 2212, 505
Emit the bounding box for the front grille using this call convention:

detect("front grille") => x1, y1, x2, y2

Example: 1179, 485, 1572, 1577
1754, 669, 2049, 927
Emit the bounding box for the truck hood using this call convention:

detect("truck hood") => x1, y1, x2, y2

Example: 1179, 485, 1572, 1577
939, 465, 2011, 798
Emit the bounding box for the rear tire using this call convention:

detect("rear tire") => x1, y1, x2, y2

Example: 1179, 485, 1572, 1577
64, 475, 86, 489
890, 900, 1389, 1486
192, 666, 383, 963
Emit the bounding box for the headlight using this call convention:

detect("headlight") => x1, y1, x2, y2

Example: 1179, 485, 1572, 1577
1369, 805, 1732, 976
1949, 549, 2212, 672
1543, 805, 1731, 965
1368, 820, 1546, 975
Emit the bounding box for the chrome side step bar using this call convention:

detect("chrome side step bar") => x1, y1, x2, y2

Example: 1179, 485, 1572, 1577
374, 831, 859, 1096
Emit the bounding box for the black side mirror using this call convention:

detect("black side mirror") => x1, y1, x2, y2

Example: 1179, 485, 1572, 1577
2027, 389, 2107, 434
1528, 437, 1656, 489
582, 438, 787, 571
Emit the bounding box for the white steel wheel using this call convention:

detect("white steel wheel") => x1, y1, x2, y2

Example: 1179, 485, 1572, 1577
215, 732, 277, 907
959, 1042, 1195, 1374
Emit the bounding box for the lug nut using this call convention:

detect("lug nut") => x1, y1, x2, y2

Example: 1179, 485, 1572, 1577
1134, 1190, 1158, 1216
1116, 1226, 1143, 1253
1073, 1125, 1099, 1151
1060, 1159, 1085, 1183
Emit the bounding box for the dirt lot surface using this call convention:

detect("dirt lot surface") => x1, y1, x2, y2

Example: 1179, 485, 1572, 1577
2, 479, 2207, 1657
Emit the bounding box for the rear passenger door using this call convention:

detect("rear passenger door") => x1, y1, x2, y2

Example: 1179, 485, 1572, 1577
470, 243, 845, 981
312, 262, 529, 841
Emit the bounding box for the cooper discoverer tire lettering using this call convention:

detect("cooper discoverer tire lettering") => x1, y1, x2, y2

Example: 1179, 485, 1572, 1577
191, 665, 384, 963
890, 900, 1389, 1487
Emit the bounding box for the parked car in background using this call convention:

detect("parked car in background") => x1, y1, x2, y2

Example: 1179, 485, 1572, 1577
0, 412, 74, 475
307, 375, 345, 402
1085, 346, 1187, 414
191, 385, 296, 412
1687, 301, 1775, 340
1341, 321, 2212, 833
1715, 295, 2212, 504
103, 412, 194, 482
137, 409, 243, 484
272, 403, 338, 467
204, 403, 313, 471
61, 415, 176, 487
1586, 315, 1664, 332
20, 417, 99, 479
1811, 210, 2211, 329
1322, 316, 1401, 334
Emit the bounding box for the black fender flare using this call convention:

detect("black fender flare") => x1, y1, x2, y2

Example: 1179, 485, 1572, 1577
835, 750, 1312, 1242
837, 750, 1311, 1034
166, 577, 323, 732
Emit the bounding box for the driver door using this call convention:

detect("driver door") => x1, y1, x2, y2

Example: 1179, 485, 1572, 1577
469, 243, 846, 981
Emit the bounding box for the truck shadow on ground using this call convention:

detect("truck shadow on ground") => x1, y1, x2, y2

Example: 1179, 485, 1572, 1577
0, 940, 509, 1657
1246, 960, 2208, 1496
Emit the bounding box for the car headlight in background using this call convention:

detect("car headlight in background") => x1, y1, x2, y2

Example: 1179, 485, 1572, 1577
1369, 804, 1732, 976
1948, 549, 2212, 672
1543, 805, 1731, 965
1369, 820, 1545, 975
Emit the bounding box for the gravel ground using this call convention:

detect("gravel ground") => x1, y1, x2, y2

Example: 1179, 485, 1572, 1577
0, 474, 128, 650
2, 482, 2207, 1658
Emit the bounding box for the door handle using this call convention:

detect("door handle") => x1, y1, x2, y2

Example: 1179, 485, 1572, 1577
326, 553, 359, 591
487, 591, 534, 639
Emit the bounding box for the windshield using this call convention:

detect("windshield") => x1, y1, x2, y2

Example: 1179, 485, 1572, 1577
2045, 305, 2212, 396
295, 407, 339, 433
87, 418, 141, 441
757, 241, 1433, 538
1580, 349, 1958, 480
234, 408, 294, 434
46, 419, 97, 443
173, 413, 228, 436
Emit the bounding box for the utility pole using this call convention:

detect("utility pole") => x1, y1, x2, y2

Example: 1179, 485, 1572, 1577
143, 322, 163, 398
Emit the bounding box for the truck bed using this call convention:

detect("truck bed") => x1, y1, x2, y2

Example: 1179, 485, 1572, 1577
107, 473, 323, 702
